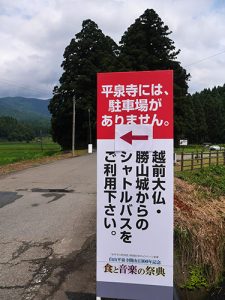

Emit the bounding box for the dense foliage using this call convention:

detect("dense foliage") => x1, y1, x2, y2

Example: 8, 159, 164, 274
49, 19, 119, 149
0, 97, 51, 139
119, 9, 190, 146
49, 9, 189, 149
186, 85, 225, 144
0, 116, 34, 142
48, 9, 225, 148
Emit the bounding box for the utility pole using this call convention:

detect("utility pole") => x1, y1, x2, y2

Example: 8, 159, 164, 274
88, 108, 92, 144
88, 108, 93, 154
40, 129, 43, 152
72, 95, 76, 157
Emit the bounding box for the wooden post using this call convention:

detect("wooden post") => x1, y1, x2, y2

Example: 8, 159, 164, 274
196, 150, 199, 163
209, 151, 211, 166
217, 150, 219, 165
201, 151, 203, 169
181, 152, 184, 171
191, 152, 194, 170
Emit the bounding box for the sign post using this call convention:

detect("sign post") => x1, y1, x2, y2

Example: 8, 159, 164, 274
97, 71, 173, 300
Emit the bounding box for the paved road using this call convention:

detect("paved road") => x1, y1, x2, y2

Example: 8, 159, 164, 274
0, 154, 97, 300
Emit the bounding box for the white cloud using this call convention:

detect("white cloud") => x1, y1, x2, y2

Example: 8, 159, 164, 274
0, 0, 225, 98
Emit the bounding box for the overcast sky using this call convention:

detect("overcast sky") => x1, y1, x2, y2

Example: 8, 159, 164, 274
0, 0, 225, 99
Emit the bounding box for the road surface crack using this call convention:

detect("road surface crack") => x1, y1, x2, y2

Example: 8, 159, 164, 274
21, 241, 55, 300
20, 234, 96, 300
12, 241, 31, 260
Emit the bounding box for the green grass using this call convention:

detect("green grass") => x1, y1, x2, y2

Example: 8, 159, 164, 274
175, 145, 205, 153
0, 140, 61, 166
175, 144, 225, 153
176, 165, 225, 196
181, 266, 208, 290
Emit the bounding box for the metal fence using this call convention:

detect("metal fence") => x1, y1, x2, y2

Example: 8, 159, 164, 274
175, 151, 225, 171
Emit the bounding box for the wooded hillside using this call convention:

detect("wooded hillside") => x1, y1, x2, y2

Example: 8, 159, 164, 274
181, 84, 225, 144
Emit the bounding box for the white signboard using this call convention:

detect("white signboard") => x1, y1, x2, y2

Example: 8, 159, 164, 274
179, 139, 188, 146
97, 71, 174, 300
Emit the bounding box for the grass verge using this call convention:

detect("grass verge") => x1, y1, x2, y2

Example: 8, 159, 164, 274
0, 141, 61, 166
174, 163, 225, 294
176, 165, 225, 196
0, 147, 88, 176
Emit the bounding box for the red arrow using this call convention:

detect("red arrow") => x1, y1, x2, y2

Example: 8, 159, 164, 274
120, 131, 149, 145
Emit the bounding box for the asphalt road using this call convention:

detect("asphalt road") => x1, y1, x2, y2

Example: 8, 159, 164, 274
0, 153, 97, 300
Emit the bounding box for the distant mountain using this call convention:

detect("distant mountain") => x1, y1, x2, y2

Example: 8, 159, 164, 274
0, 97, 51, 121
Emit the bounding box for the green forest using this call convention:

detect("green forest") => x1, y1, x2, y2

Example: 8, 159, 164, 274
49, 8, 225, 150
49, 9, 189, 149
0, 97, 50, 142
186, 86, 225, 144
0, 116, 50, 142
0, 116, 34, 142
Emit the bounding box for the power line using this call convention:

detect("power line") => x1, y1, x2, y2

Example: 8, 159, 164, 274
184, 50, 225, 67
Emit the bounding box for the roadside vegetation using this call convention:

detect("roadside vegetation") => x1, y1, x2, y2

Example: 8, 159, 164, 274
0, 138, 61, 166
175, 165, 225, 294
176, 165, 225, 196
0, 116, 50, 142
175, 146, 203, 153
175, 144, 225, 153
